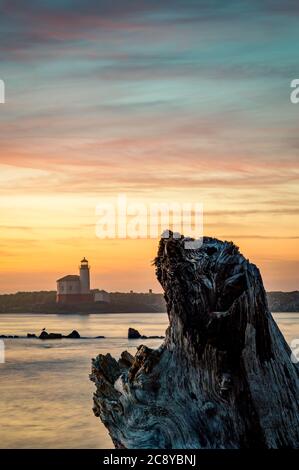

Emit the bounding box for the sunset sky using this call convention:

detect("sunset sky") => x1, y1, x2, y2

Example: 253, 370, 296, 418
0, 1, 299, 293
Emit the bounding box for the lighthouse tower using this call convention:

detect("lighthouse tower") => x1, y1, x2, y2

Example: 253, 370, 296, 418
80, 257, 90, 294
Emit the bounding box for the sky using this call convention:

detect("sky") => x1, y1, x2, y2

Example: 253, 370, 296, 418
0, 0, 299, 293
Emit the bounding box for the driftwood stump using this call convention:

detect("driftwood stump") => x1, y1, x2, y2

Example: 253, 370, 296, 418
91, 234, 299, 448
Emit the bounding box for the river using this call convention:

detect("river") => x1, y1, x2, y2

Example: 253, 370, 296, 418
0, 312, 298, 448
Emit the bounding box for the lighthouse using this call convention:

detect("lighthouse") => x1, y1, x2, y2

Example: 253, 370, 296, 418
80, 257, 90, 294
56, 257, 94, 304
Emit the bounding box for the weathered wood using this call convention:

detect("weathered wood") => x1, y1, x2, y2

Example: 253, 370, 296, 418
90, 234, 299, 448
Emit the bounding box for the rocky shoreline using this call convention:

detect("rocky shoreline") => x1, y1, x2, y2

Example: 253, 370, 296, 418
1, 292, 299, 314
0, 327, 163, 341
128, 327, 164, 340
0, 329, 104, 339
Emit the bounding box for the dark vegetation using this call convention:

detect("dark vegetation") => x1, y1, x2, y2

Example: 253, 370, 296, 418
0, 290, 298, 313
0, 291, 166, 313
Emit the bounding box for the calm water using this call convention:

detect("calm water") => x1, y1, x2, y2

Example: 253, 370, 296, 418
0, 312, 298, 449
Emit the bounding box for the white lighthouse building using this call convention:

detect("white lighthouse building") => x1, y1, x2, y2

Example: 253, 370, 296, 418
79, 257, 90, 294
56, 258, 94, 304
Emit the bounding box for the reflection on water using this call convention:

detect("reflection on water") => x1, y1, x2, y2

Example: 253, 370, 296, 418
0, 312, 298, 448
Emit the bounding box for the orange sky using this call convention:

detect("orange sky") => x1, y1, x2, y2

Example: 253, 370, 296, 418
0, 142, 299, 293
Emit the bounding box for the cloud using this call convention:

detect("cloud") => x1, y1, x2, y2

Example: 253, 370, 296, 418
1, 0, 299, 58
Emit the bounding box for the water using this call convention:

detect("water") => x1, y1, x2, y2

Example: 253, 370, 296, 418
0, 312, 298, 448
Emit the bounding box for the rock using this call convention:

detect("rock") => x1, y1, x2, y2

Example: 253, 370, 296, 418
27, 333, 37, 338
91, 232, 299, 449
147, 335, 165, 339
39, 331, 62, 340
39, 331, 49, 339
66, 330, 80, 339
0, 334, 19, 338
48, 333, 62, 339
127, 328, 164, 340
39, 330, 81, 339
128, 328, 142, 339
52, 333, 63, 339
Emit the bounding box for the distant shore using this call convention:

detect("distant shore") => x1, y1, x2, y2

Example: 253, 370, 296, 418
0, 291, 166, 314
0, 290, 299, 313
